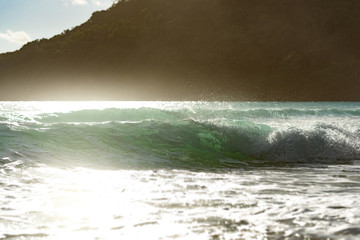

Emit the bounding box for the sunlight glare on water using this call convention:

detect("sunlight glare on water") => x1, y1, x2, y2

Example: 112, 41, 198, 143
1, 102, 360, 239
1, 101, 166, 113
3, 164, 360, 240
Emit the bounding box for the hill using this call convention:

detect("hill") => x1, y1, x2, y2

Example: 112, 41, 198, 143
0, 0, 360, 100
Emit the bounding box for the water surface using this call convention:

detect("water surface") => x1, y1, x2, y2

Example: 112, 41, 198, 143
0, 102, 359, 239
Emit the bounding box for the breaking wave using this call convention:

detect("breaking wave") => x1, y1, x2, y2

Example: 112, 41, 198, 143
1, 105, 359, 169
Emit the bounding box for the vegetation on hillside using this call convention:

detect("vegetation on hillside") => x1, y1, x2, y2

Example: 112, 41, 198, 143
0, 0, 359, 100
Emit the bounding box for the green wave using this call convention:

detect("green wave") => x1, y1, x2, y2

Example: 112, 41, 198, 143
1, 115, 359, 169
32, 107, 360, 124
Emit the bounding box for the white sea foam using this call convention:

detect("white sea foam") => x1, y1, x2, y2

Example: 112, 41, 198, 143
0, 102, 360, 239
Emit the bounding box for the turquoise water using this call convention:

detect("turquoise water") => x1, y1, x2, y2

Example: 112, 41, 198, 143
0, 102, 360, 239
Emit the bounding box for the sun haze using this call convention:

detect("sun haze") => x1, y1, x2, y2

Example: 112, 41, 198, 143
0, 0, 359, 101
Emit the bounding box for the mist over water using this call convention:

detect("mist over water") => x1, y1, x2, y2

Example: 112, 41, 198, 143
1, 102, 360, 239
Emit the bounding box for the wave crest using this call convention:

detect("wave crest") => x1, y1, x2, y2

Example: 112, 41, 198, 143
1, 115, 359, 168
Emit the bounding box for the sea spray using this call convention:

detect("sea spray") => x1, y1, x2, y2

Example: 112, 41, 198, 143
1, 102, 360, 240
1, 102, 359, 169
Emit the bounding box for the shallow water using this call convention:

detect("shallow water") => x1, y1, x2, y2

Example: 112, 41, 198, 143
0, 102, 360, 239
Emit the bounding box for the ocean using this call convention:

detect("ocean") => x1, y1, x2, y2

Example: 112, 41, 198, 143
0, 101, 359, 239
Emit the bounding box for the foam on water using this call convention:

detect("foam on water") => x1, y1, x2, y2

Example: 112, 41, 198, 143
0, 102, 360, 239
0, 102, 359, 168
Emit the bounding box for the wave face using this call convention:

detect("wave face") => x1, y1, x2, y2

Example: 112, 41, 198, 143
0, 102, 359, 169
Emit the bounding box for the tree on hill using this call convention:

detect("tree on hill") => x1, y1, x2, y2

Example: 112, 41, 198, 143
0, 0, 359, 100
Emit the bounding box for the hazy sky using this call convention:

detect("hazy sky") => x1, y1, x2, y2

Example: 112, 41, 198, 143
0, 0, 113, 53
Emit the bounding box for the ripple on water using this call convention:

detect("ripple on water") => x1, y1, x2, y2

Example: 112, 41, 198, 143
0, 165, 360, 239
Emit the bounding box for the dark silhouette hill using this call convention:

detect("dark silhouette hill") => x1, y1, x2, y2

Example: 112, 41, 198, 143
0, 0, 360, 100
